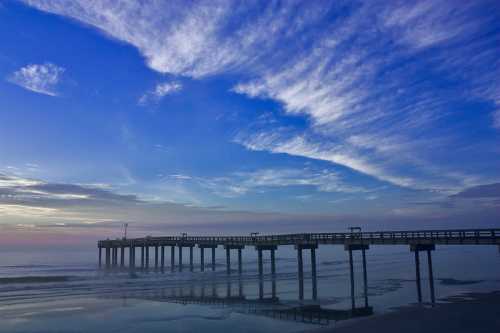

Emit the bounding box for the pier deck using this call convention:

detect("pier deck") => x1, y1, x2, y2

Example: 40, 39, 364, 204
99, 228, 500, 248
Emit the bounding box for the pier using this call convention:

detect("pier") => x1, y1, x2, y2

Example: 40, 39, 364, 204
98, 228, 500, 306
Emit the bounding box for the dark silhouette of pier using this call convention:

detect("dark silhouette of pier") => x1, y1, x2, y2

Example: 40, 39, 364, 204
98, 228, 500, 307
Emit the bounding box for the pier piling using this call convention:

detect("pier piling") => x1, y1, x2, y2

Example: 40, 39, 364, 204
212, 247, 216, 271
348, 248, 355, 310
415, 251, 422, 302
345, 244, 370, 310
129, 246, 135, 272
297, 247, 303, 300
238, 248, 242, 275
226, 247, 231, 275
154, 246, 158, 271
200, 247, 205, 271
362, 247, 368, 308
120, 246, 125, 268
161, 246, 165, 272
311, 247, 317, 300
427, 249, 435, 304
410, 244, 436, 304
190, 246, 194, 272
178, 246, 183, 272
105, 247, 110, 269
98, 247, 102, 268
170, 246, 175, 272
141, 246, 145, 270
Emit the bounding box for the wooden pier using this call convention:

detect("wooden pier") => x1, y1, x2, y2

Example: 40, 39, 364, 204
98, 228, 500, 307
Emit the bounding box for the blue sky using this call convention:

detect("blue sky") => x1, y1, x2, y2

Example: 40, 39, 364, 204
0, 1, 499, 243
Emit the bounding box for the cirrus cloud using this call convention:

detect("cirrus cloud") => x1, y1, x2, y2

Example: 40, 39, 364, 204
7, 62, 64, 96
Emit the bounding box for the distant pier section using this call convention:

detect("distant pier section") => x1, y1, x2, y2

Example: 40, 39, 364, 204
98, 228, 500, 307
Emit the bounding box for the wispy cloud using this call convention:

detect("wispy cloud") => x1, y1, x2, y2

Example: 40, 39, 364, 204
235, 133, 414, 189
138, 81, 182, 105
20, 1, 500, 196
168, 167, 367, 198
379, 1, 483, 50
22, 1, 326, 78
0, 172, 368, 236
7, 63, 64, 96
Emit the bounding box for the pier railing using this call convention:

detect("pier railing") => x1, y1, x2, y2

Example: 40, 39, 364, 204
98, 228, 500, 247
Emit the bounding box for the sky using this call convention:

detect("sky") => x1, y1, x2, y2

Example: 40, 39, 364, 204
0, 0, 500, 247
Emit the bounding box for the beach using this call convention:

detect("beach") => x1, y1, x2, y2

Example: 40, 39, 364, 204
307, 291, 500, 333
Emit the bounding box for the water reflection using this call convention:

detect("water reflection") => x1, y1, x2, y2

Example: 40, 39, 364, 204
110, 275, 373, 327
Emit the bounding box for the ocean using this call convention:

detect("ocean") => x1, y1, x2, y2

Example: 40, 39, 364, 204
1, 245, 499, 332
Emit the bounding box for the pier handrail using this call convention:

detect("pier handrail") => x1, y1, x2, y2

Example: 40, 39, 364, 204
98, 228, 500, 247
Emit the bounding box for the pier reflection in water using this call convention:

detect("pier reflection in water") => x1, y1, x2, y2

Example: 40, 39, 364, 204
106, 275, 373, 327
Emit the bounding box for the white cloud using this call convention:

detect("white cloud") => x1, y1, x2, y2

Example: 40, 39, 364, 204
171, 167, 366, 198
380, 1, 481, 50
0, 204, 59, 218
0, 174, 42, 188
236, 133, 415, 188
21, 1, 500, 191
7, 63, 64, 96
22, 1, 325, 78
139, 81, 182, 105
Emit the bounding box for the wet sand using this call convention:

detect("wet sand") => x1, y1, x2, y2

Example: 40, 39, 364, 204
307, 291, 500, 333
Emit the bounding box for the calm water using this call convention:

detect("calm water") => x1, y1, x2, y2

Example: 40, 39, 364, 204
1, 245, 499, 332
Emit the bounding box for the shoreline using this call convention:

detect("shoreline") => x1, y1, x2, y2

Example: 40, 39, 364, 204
305, 291, 500, 333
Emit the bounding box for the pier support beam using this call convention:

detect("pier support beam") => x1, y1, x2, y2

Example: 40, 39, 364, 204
115, 247, 118, 267
271, 248, 276, 276
112, 247, 117, 268
258, 249, 263, 277
295, 243, 318, 301
410, 244, 436, 304
254, 245, 280, 300
224, 245, 244, 275
311, 247, 317, 300
190, 246, 194, 272
120, 246, 125, 268
161, 246, 165, 272
98, 247, 102, 268
145, 246, 150, 271
110, 248, 114, 267
170, 246, 175, 272
427, 249, 435, 304
238, 248, 243, 275
200, 247, 205, 272
345, 244, 370, 310
271, 248, 276, 298
154, 246, 159, 271
141, 246, 145, 270
362, 247, 368, 308
212, 247, 216, 271
414, 251, 422, 303
129, 246, 135, 272
297, 247, 303, 300
178, 246, 183, 272
199, 244, 217, 272
348, 248, 355, 309
105, 247, 110, 269
256, 247, 265, 300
